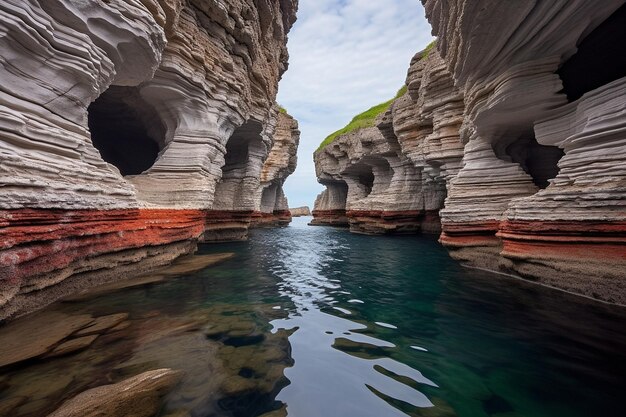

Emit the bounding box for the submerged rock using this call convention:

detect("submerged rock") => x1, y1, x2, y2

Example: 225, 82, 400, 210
0, 311, 94, 368
47, 368, 183, 417
44, 335, 99, 359
74, 313, 129, 336
63, 253, 234, 302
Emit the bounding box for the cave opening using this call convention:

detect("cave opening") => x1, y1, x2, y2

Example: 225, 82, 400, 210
221, 133, 251, 179
88, 86, 164, 176
220, 121, 264, 178
213, 120, 265, 210
261, 183, 278, 212
501, 136, 564, 189
321, 180, 349, 211
358, 170, 375, 197
557, 3, 626, 102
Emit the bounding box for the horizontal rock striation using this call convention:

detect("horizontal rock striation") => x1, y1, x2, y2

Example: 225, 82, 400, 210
253, 111, 300, 228
203, 110, 299, 238
312, 47, 464, 235
0, 0, 299, 319
424, 0, 626, 303
0, 209, 205, 319
314, 1, 626, 304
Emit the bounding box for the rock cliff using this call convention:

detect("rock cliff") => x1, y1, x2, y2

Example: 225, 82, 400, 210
0, 0, 299, 319
312, 47, 464, 235
204, 110, 299, 239
314, 1, 626, 304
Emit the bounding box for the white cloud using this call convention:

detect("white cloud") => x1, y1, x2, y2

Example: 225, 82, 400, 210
278, 0, 433, 208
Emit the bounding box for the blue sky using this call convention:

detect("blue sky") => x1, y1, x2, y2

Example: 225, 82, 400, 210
277, 0, 433, 208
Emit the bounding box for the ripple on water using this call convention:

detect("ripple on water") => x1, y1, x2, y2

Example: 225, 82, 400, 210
1, 217, 626, 417
375, 322, 398, 329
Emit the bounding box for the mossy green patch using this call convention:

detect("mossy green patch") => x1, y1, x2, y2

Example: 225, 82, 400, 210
317, 86, 408, 151
278, 105, 287, 114
423, 40, 436, 59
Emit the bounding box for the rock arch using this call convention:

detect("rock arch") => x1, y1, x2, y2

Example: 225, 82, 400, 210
212, 120, 266, 211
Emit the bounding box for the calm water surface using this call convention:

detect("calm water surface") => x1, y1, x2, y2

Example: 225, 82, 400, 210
1, 216, 626, 417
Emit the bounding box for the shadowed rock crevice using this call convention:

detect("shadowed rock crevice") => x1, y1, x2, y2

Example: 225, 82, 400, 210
88, 86, 165, 176
213, 120, 266, 211
260, 183, 280, 213
557, 3, 626, 102
0, 0, 300, 316
493, 135, 564, 190
310, 181, 349, 227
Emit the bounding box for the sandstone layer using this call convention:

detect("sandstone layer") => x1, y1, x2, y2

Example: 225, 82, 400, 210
0, 0, 299, 319
314, 2, 626, 304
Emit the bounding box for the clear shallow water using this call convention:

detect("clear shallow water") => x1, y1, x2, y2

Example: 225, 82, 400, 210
1, 216, 626, 417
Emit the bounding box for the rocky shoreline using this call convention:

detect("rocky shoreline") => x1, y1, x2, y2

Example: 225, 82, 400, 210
0, 0, 300, 319
313, 1, 626, 305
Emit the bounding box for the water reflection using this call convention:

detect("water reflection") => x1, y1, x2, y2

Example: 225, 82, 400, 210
1, 216, 625, 417
252, 218, 439, 416
246, 217, 626, 417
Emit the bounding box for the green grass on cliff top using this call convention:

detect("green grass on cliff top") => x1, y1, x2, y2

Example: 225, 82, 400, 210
423, 40, 436, 59
317, 85, 408, 151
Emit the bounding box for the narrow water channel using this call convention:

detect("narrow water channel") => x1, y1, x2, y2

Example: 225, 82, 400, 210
1, 217, 625, 417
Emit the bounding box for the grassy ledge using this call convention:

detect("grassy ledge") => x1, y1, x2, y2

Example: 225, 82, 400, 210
423, 40, 436, 59
317, 86, 408, 151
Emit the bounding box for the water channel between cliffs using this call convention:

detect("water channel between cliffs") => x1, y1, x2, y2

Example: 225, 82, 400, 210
1, 217, 625, 417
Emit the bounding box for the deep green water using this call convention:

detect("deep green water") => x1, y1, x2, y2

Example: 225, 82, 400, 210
2, 216, 626, 417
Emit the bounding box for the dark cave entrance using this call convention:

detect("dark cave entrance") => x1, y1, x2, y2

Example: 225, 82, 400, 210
557, 3, 626, 102
496, 135, 564, 189
345, 157, 393, 198
214, 120, 265, 209
88, 86, 164, 176
222, 132, 252, 179
358, 170, 375, 197
220, 121, 264, 180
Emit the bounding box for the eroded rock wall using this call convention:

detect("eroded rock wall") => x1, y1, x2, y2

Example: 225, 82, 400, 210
204, 110, 300, 238
423, 0, 626, 303
314, 1, 626, 304
254, 111, 300, 227
0, 0, 298, 319
312, 47, 464, 235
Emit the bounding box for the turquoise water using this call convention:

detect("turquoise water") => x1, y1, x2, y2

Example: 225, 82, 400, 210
2, 216, 626, 416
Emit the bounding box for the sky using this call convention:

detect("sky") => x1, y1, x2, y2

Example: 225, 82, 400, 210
277, 0, 434, 208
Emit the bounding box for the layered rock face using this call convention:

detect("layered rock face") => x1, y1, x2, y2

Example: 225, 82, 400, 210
314, 1, 626, 303
312, 47, 465, 235
0, 0, 298, 319
254, 111, 300, 227
204, 111, 299, 239
424, 0, 626, 303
